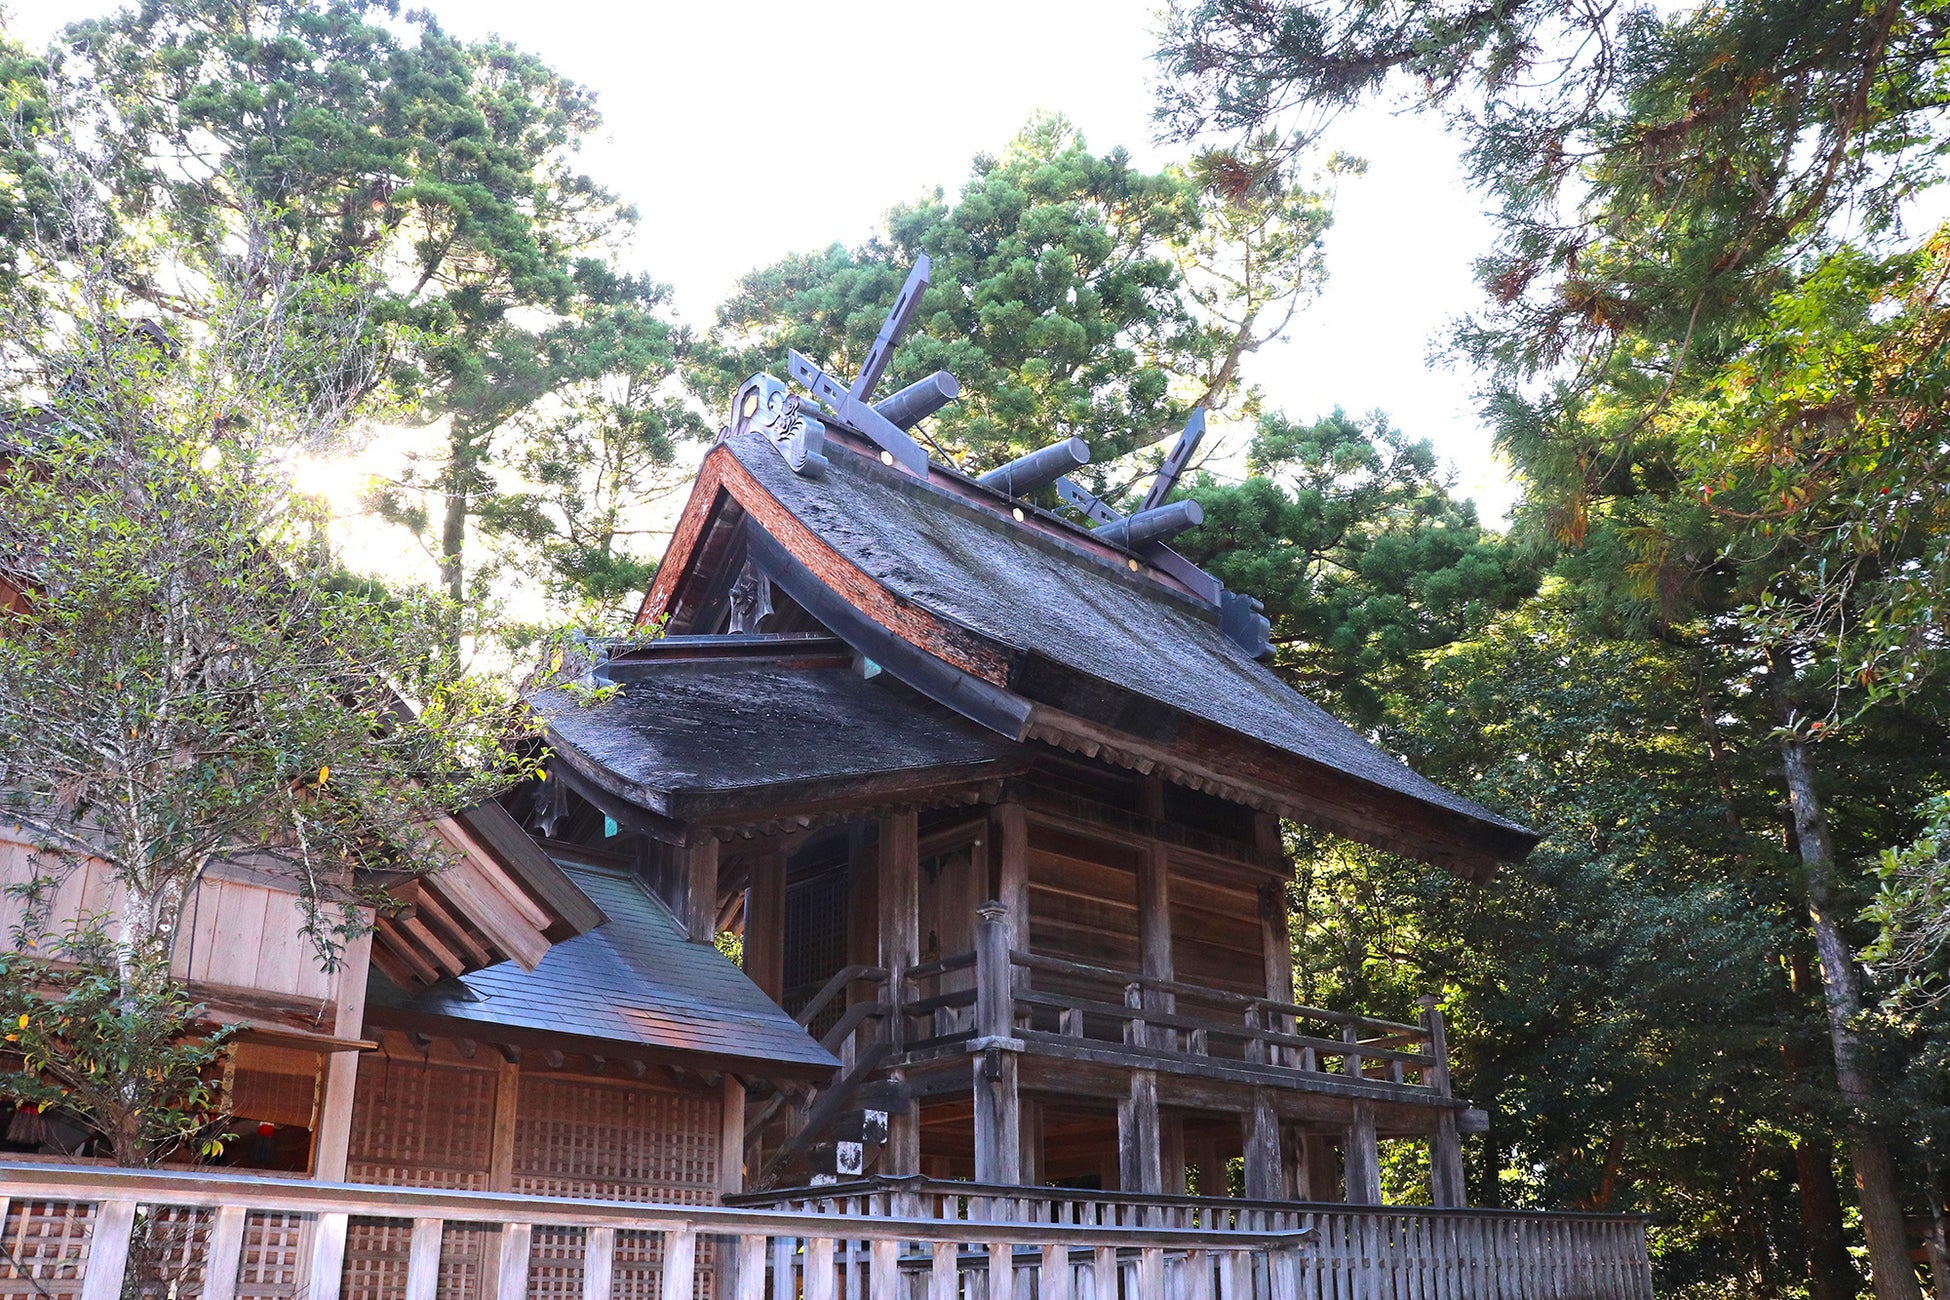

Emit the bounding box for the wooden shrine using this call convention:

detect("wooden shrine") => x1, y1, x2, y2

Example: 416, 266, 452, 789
515, 256, 1539, 1208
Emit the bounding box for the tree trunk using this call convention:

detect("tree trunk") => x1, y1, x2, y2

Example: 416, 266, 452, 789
1773, 670, 1922, 1300
440, 482, 467, 608
1792, 1135, 1862, 1300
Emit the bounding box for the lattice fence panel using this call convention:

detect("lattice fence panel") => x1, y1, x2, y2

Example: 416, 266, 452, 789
236, 1212, 307, 1300
511, 1076, 720, 1300
0, 1199, 91, 1300
125, 1205, 212, 1300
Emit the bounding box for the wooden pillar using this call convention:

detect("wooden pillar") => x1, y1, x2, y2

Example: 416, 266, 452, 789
991, 802, 1029, 952
720, 1075, 746, 1197
1303, 1132, 1339, 1202
879, 809, 919, 1051
973, 902, 1021, 1185
884, 1070, 920, 1178
1019, 1097, 1043, 1186
1159, 1112, 1186, 1197
312, 923, 372, 1180
1118, 1069, 1162, 1194
1138, 842, 1173, 1050
683, 834, 720, 943
847, 823, 878, 1007
1419, 995, 1466, 1206
1344, 1101, 1381, 1205
489, 1056, 519, 1191
1431, 1112, 1466, 1207
1243, 1089, 1283, 1201
1257, 877, 1293, 1004
745, 840, 787, 1002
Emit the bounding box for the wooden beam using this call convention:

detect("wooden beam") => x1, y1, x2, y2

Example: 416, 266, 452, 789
313, 924, 372, 1181
1344, 1100, 1382, 1205
721, 1075, 747, 1196
1243, 1089, 1282, 1201
746, 841, 787, 1002
684, 836, 720, 943
1119, 1069, 1162, 1195
878, 808, 919, 1054
992, 802, 1029, 952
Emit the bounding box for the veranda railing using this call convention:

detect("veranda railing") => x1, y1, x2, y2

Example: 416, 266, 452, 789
732, 1178, 1656, 1300
0, 1161, 1309, 1300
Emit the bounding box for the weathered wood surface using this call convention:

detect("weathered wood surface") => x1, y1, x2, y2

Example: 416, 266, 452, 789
0, 1162, 1310, 1300
736, 1180, 1657, 1300
898, 938, 1450, 1106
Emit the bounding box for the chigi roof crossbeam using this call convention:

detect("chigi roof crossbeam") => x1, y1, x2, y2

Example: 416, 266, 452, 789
724, 256, 1270, 659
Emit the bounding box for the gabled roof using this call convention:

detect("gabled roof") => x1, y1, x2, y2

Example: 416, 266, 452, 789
367, 858, 836, 1079
537, 635, 1024, 837
635, 427, 1536, 879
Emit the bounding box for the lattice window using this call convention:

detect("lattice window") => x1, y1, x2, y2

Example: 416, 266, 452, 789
346, 1056, 495, 1190
782, 865, 849, 1035
0, 1199, 91, 1300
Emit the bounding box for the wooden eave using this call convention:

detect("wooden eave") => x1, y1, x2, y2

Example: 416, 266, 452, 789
360, 1002, 834, 1084
543, 720, 1023, 845
368, 804, 606, 992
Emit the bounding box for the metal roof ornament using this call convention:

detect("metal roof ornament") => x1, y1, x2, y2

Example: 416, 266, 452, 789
731, 373, 828, 478
783, 256, 937, 477
1053, 408, 1272, 661
1138, 407, 1206, 513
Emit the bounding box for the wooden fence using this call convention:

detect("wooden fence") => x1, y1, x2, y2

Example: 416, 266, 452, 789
0, 1161, 1308, 1300
733, 1179, 1656, 1300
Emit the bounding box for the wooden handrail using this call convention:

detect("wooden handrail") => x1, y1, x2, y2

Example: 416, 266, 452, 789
903, 950, 976, 983
1007, 949, 1427, 1041
793, 963, 887, 1028
729, 1176, 1655, 1225
0, 1162, 1313, 1245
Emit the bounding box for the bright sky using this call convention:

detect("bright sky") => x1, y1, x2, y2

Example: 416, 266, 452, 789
8, 0, 1517, 523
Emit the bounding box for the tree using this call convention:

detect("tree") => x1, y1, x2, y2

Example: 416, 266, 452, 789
1158, 4, 1950, 1294
39, 0, 702, 637
694, 116, 1334, 487
0, 926, 233, 1167
0, 128, 537, 1166
1176, 407, 1533, 725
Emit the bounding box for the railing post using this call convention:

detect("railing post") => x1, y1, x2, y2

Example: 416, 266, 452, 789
930, 1240, 958, 1300
584, 1227, 616, 1300
803, 1235, 835, 1300
733, 1234, 764, 1300
1040, 1242, 1073, 1300
1093, 1246, 1118, 1300
202, 1204, 249, 1300
308, 1212, 349, 1300
496, 1222, 533, 1300
659, 1228, 695, 1300
406, 1218, 444, 1300
77, 1200, 137, 1300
